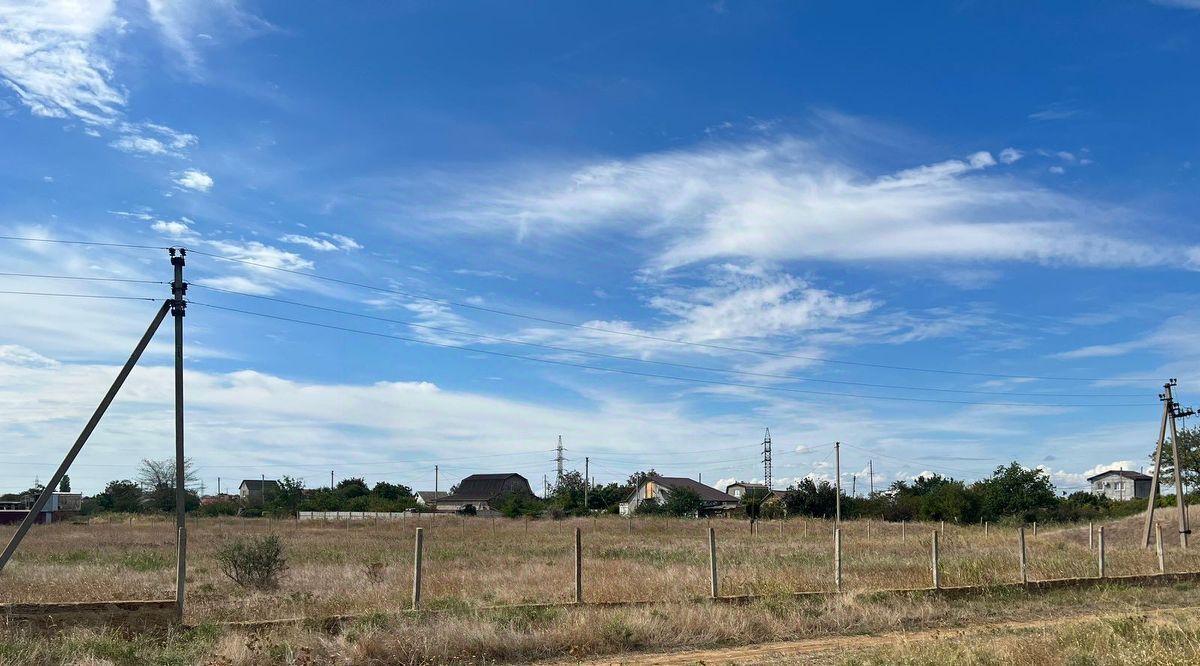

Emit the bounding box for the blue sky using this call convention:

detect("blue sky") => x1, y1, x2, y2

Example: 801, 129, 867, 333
2, 0, 1199, 497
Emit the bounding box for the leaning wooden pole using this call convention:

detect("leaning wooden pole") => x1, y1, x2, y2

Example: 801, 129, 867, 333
1143, 391, 1171, 548
0, 300, 171, 575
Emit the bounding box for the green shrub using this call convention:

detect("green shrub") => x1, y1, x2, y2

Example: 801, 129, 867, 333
215, 535, 287, 589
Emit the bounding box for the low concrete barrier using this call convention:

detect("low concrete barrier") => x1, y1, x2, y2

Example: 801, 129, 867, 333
0, 599, 175, 632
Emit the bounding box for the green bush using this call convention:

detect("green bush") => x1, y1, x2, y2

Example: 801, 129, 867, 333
215, 535, 287, 589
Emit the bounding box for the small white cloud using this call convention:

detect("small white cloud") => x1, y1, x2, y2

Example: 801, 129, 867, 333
175, 169, 213, 192
999, 147, 1023, 164
42, 175, 54, 183
279, 234, 338, 251
1048, 166, 1066, 175
151, 220, 193, 237
111, 135, 171, 156
317, 232, 363, 250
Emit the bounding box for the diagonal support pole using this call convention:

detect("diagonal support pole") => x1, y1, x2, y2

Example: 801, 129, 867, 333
1143, 394, 1170, 548
0, 300, 171, 574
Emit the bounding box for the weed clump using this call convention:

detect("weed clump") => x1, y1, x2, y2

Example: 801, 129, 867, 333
216, 535, 287, 589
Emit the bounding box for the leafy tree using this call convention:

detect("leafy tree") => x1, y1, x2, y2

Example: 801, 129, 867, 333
335, 477, 370, 499
371, 481, 413, 502
457, 503, 478, 516
972, 462, 1056, 522
741, 487, 770, 522
93, 480, 144, 513
143, 482, 201, 513
781, 478, 838, 517
664, 486, 704, 517
550, 470, 588, 514
634, 497, 664, 515
587, 482, 630, 513
58, 475, 71, 492
496, 491, 543, 518
1151, 425, 1200, 499
267, 476, 305, 517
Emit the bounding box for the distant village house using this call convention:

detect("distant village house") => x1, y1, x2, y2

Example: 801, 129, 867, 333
239, 479, 279, 503
622, 474, 738, 516
438, 473, 533, 515
1088, 470, 1151, 500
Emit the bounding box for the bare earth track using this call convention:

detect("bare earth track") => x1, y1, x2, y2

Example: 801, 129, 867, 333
560, 605, 1200, 665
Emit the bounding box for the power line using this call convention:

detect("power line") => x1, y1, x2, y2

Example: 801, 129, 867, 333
189, 300, 1155, 408
186, 283, 1145, 398
0, 290, 161, 302
0, 235, 167, 250
0, 236, 1160, 383
182, 247, 1154, 384
0, 272, 166, 285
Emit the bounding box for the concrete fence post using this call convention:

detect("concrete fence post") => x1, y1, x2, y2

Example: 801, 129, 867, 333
931, 530, 941, 590
412, 527, 424, 610
901, 520, 906, 542
574, 527, 583, 603
984, 521, 989, 537
1033, 521, 1037, 537
1018, 526, 1027, 584
708, 527, 719, 598
1097, 526, 1106, 578
939, 520, 944, 534
175, 526, 186, 623
867, 519, 872, 543
804, 519, 808, 538
834, 527, 843, 592
1156, 523, 1166, 574
1088, 521, 1093, 550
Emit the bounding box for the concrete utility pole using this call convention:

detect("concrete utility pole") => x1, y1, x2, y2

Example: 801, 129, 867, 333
869, 460, 874, 496
834, 441, 841, 526
1166, 382, 1192, 549
1144, 379, 1194, 549
851, 474, 856, 498
170, 248, 188, 623
584, 457, 589, 511
330, 470, 334, 490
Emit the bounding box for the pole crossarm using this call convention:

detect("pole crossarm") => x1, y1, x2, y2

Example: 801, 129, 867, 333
0, 299, 172, 574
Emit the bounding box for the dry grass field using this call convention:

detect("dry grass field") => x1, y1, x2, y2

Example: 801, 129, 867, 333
1, 510, 1199, 664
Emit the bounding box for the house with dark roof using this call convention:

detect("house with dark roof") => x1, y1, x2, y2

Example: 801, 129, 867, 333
239, 479, 279, 504
725, 482, 769, 499
438, 474, 534, 514
622, 474, 739, 517
1087, 469, 1152, 500
415, 491, 448, 507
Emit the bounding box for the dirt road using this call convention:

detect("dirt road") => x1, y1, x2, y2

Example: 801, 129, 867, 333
559, 605, 1200, 665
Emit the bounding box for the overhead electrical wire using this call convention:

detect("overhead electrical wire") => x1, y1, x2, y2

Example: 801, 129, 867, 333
178, 246, 1155, 384
187, 299, 1155, 408
186, 283, 1146, 398
0, 290, 161, 302
0, 235, 1162, 383
0, 235, 167, 251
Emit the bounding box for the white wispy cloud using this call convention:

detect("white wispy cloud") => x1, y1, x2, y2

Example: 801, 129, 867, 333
440, 138, 1195, 272
175, 168, 213, 192
280, 232, 362, 251
150, 218, 196, 238
0, 1, 212, 159
0, 0, 124, 125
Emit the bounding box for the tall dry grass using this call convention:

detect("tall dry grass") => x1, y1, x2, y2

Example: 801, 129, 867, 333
1, 509, 1198, 626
